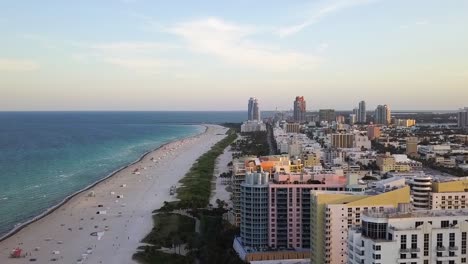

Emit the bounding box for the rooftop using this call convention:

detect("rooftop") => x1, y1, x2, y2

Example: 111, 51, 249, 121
365, 209, 468, 219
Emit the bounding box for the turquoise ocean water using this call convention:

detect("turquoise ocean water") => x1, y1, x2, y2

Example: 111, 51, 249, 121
0, 111, 244, 237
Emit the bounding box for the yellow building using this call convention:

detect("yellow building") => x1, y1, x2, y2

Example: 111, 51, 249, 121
376, 154, 412, 173
310, 186, 411, 264
395, 118, 416, 127
431, 179, 468, 210
303, 154, 320, 167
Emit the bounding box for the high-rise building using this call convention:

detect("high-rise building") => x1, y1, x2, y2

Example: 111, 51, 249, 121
319, 109, 336, 123
330, 133, 354, 148
310, 185, 411, 264
293, 96, 306, 123
336, 115, 345, 124
374, 104, 391, 125
458, 107, 468, 130
349, 113, 357, 125
268, 172, 347, 250
348, 207, 468, 264
406, 137, 419, 157
357, 100, 366, 123
248, 97, 260, 121
240, 171, 269, 248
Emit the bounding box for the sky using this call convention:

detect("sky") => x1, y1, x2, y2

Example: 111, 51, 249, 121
0, 0, 467, 111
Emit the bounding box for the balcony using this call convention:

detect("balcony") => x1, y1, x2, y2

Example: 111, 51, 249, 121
449, 246, 459, 251
437, 246, 446, 251
400, 248, 410, 253
412, 186, 432, 191
437, 255, 458, 261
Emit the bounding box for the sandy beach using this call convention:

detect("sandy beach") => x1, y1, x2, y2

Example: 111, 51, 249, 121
0, 124, 228, 264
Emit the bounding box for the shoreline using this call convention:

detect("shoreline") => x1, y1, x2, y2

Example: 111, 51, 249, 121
0, 125, 208, 243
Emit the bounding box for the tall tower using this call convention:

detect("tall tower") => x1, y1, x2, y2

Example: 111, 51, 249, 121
248, 97, 260, 121
293, 96, 306, 123
374, 104, 391, 125
358, 100, 366, 123
458, 107, 468, 130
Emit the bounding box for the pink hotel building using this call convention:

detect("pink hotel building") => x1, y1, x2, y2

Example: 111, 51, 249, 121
268, 173, 347, 249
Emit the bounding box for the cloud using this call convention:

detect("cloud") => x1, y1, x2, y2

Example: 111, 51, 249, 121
166, 17, 320, 71
88, 41, 175, 54
103, 57, 178, 70
316, 42, 329, 53
277, 0, 377, 37
0, 58, 39, 72
415, 20, 429, 25
400, 20, 430, 30
72, 41, 178, 72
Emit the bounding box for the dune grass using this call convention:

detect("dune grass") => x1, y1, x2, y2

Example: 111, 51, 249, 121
161, 129, 237, 210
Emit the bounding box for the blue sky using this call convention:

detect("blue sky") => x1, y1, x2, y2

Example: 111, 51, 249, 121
0, 0, 467, 111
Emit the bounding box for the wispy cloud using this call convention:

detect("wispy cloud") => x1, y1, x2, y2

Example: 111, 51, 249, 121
0, 58, 39, 72
72, 41, 178, 72
400, 19, 430, 30
277, 0, 377, 37
88, 41, 175, 54
165, 17, 320, 71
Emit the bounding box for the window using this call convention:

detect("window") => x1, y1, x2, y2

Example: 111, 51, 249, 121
441, 220, 450, 228
424, 233, 429, 256
411, 234, 418, 249
437, 233, 443, 247
463, 232, 467, 254
449, 232, 455, 248
401, 235, 407, 250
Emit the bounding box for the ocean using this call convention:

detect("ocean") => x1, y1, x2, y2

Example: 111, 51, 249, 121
0, 111, 245, 237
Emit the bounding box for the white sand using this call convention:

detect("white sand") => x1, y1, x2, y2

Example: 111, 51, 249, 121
210, 146, 233, 208
0, 125, 228, 264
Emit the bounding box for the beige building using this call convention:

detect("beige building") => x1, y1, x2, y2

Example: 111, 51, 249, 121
376, 153, 413, 173
395, 118, 416, 127
431, 179, 468, 210
406, 137, 419, 157
285, 123, 301, 133
330, 133, 354, 148
310, 186, 411, 264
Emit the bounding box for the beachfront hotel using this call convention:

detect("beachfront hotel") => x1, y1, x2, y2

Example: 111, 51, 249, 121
234, 165, 362, 262
231, 156, 298, 226
348, 207, 468, 264
310, 179, 411, 264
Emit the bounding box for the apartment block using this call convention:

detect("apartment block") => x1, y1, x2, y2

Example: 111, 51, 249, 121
310, 186, 411, 264
348, 208, 468, 264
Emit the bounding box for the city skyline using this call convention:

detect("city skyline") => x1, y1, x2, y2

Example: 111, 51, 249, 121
1, 0, 468, 111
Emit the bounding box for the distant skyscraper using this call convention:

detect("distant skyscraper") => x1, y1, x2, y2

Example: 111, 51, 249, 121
349, 114, 357, 125
458, 107, 468, 130
374, 104, 391, 125
247, 97, 260, 121
293, 96, 306, 123
318, 109, 336, 123
357, 100, 366, 123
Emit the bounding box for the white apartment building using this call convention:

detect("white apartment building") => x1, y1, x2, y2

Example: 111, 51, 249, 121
241, 120, 266, 132
354, 133, 371, 150
348, 208, 468, 264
